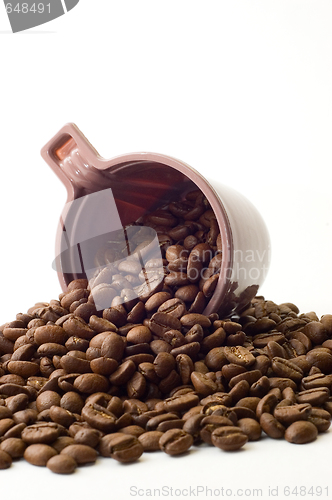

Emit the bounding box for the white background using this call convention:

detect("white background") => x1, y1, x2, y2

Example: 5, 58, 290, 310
0, 1, 332, 499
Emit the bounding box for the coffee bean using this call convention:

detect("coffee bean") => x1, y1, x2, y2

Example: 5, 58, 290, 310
284, 420, 318, 444
163, 393, 199, 413
24, 444, 57, 466
7, 361, 39, 378
49, 405, 76, 427
158, 298, 187, 319
61, 444, 97, 464
138, 431, 163, 451
211, 426, 248, 451
73, 428, 100, 448
271, 357, 303, 382
34, 325, 68, 345
81, 404, 116, 432
127, 326, 152, 344
296, 387, 330, 406
273, 403, 312, 425
159, 428, 193, 455
229, 370, 262, 389
181, 313, 211, 329
237, 418, 261, 441
0, 449, 12, 469
36, 391, 61, 412
306, 349, 332, 374
73, 373, 109, 394
60, 392, 84, 414
256, 393, 278, 419
223, 346, 255, 367
200, 415, 234, 444
201, 328, 226, 352
101, 332, 126, 361
191, 371, 217, 396
47, 454, 77, 474
99, 432, 144, 462
52, 436, 75, 453
150, 312, 182, 337
259, 413, 285, 439
21, 423, 60, 444
0, 437, 26, 458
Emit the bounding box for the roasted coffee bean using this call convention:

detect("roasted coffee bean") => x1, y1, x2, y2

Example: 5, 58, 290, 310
229, 370, 262, 389
24, 443, 57, 466
223, 346, 255, 367
181, 313, 211, 329
159, 428, 193, 455
0, 437, 26, 458
256, 393, 278, 419
60, 354, 91, 374
273, 403, 312, 425
73, 373, 109, 394
36, 391, 61, 412
60, 392, 84, 414
146, 413, 178, 431
0, 418, 15, 436
268, 377, 297, 392
301, 373, 332, 390
49, 405, 76, 427
259, 413, 285, 439
211, 426, 248, 451
52, 436, 76, 453
127, 326, 152, 344
100, 332, 126, 361
253, 332, 286, 348
303, 322, 328, 345
176, 354, 194, 385
271, 357, 303, 382
0, 449, 12, 469
127, 371, 146, 399
13, 409, 38, 426
191, 371, 217, 396
7, 361, 39, 378
34, 325, 68, 346
306, 349, 332, 374
60, 444, 97, 464
21, 422, 60, 444
158, 370, 182, 394
284, 420, 318, 444
237, 418, 261, 441
99, 432, 144, 462
120, 425, 145, 438
200, 416, 234, 444
109, 360, 136, 385
47, 454, 77, 474
163, 393, 199, 413
235, 397, 260, 413
153, 352, 176, 378
81, 404, 116, 432
73, 427, 101, 448
150, 312, 182, 336
296, 387, 330, 406
90, 357, 118, 376
138, 431, 163, 451
5, 394, 28, 414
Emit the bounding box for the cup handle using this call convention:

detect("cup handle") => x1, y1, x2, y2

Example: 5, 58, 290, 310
41, 123, 103, 198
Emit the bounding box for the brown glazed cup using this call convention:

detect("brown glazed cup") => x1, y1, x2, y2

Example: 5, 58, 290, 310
41, 123, 270, 317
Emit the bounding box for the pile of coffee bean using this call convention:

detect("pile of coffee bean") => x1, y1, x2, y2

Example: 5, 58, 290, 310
1, 282, 332, 474
88, 189, 222, 312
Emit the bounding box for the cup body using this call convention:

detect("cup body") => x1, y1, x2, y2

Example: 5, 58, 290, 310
41, 123, 270, 316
